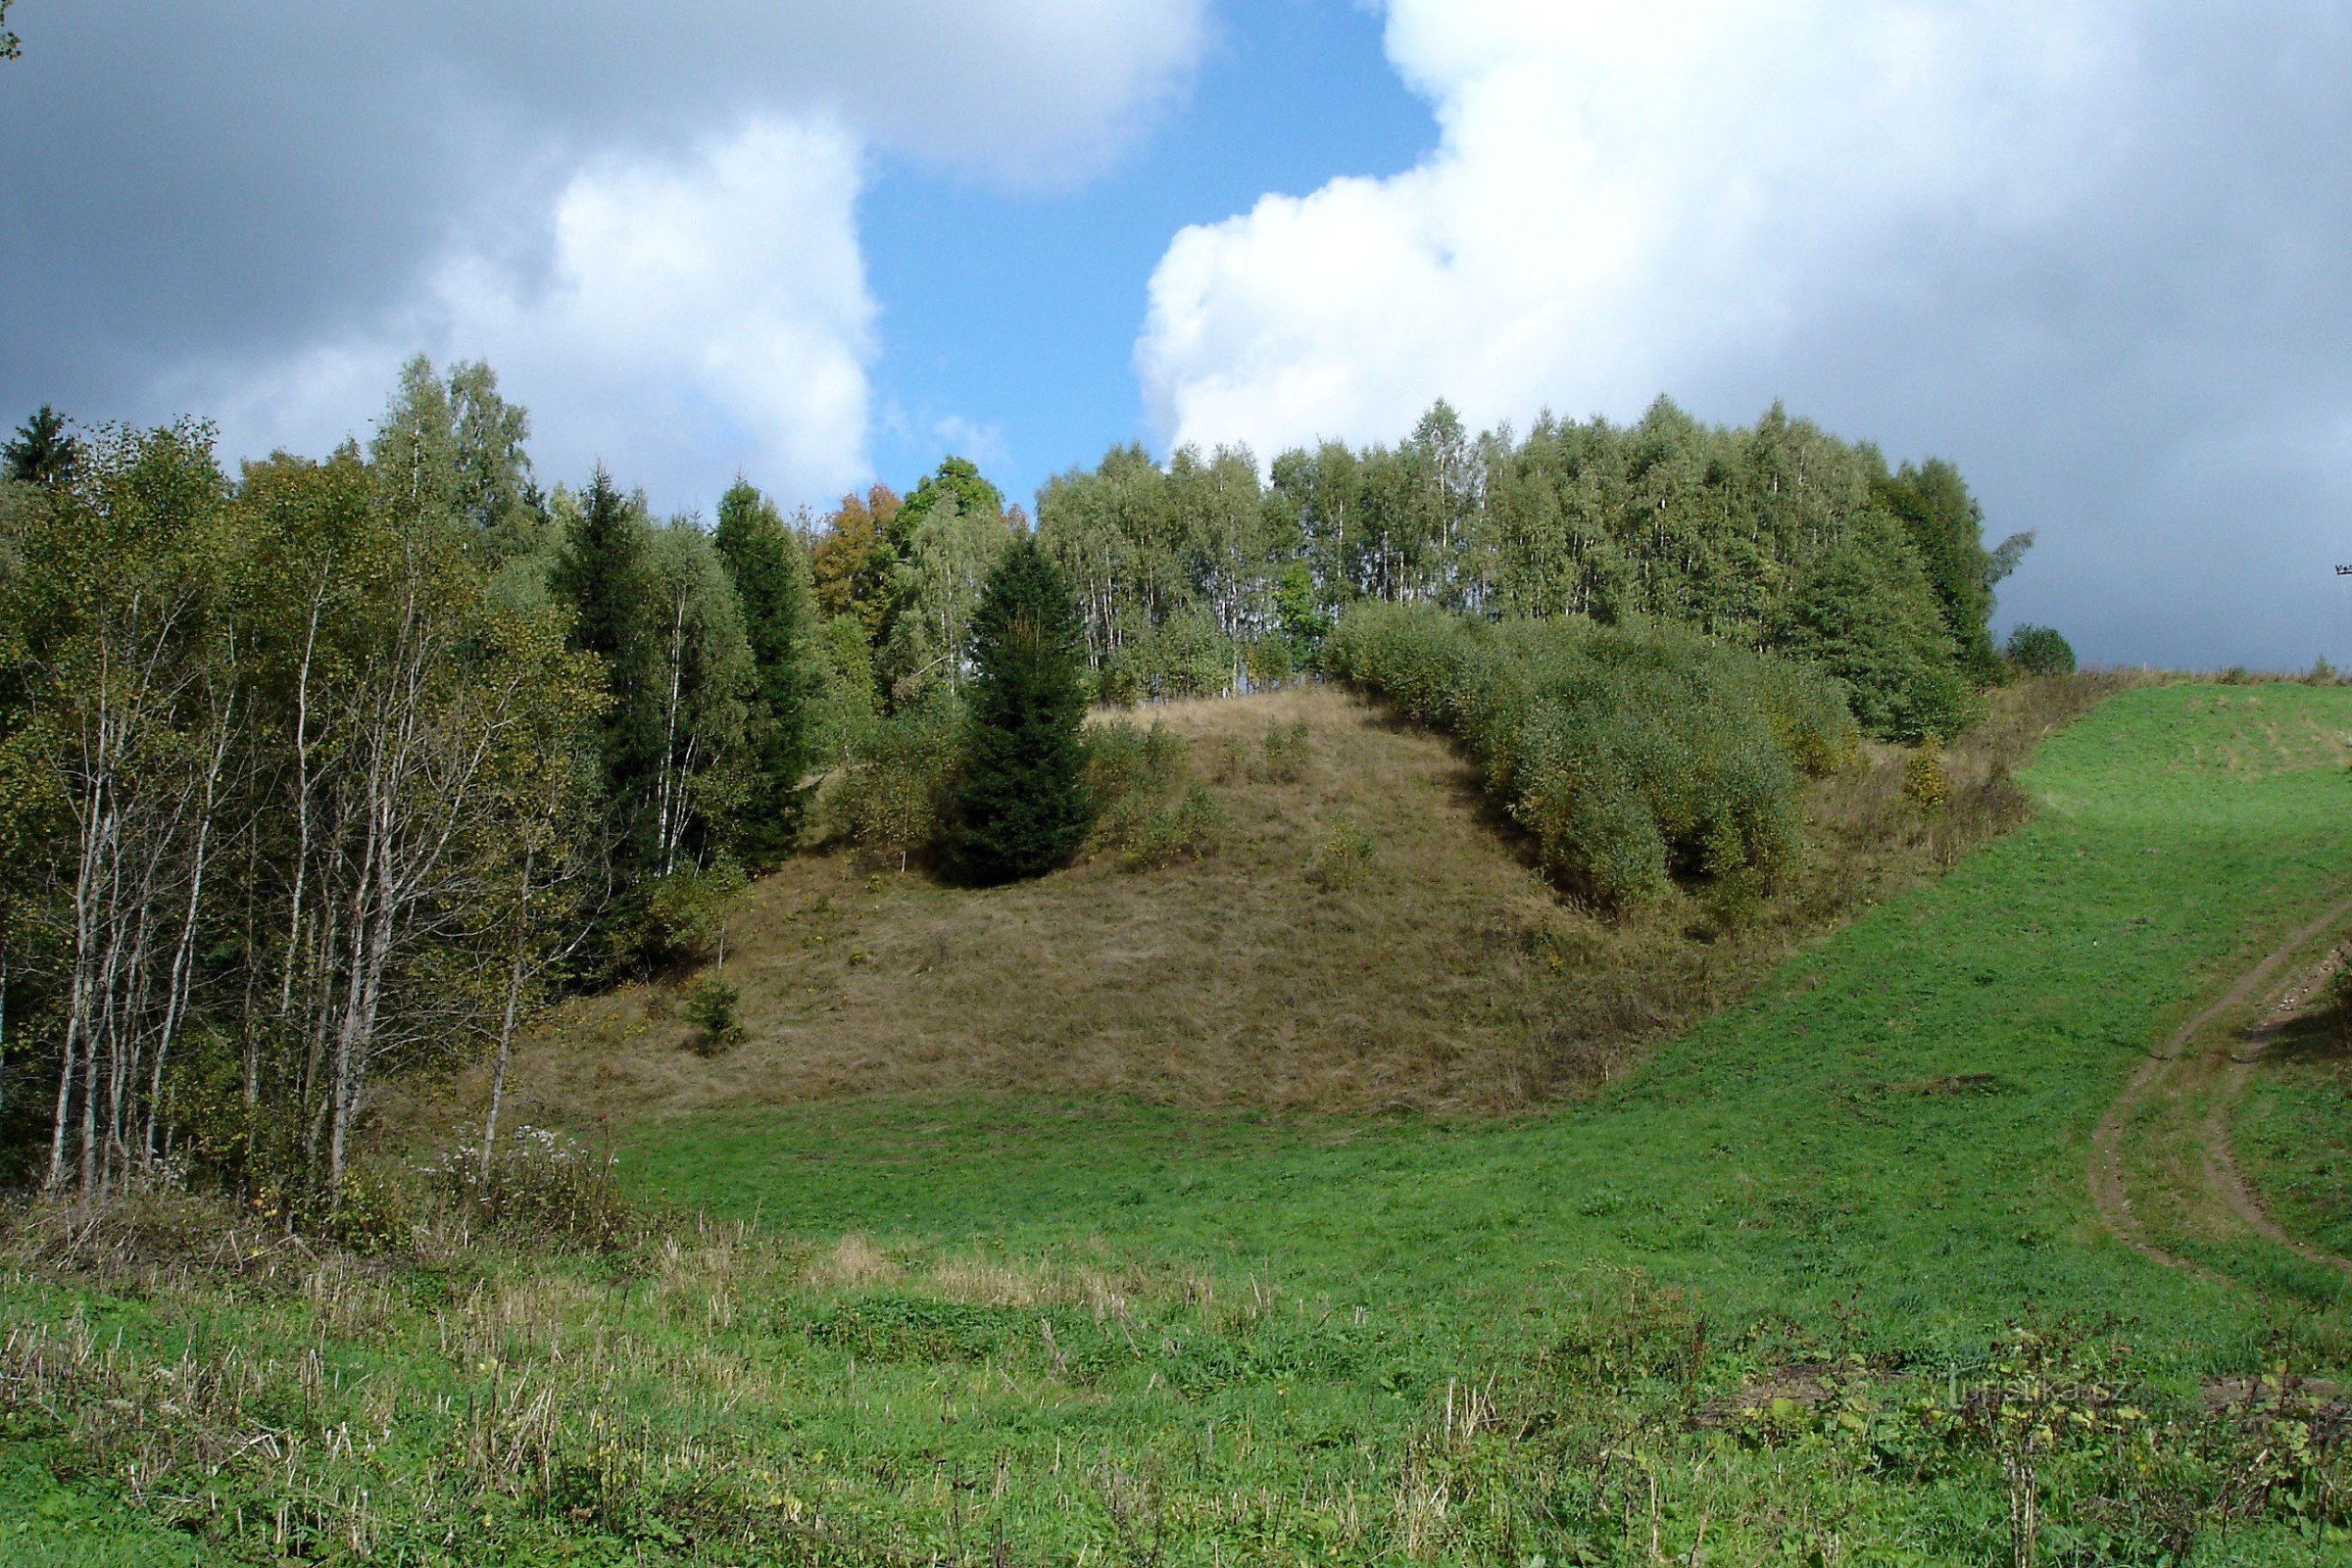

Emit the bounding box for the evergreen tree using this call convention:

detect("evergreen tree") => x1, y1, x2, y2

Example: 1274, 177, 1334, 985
954, 537, 1094, 883
4, 405, 77, 487
550, 468, 663, 884
712, 478, 819, 865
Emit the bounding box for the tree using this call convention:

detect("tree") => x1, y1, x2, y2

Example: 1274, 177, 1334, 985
1872, 459, 2004, 684
876, 494, 1013, 706
1770, 531, 1975, 743
2004, 623, 2075, 676
1, 0, 20, 62
807, 482, 901, 637
5, 406, 78, 487
643, 517, 752, 879
712, 479, 819, 866
954, 538, 1094, 883
549, 469, 663, 883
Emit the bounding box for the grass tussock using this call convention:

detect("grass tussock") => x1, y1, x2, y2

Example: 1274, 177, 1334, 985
458, 674, 2132, 1128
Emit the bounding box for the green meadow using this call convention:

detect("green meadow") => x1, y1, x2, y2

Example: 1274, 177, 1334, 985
10, 681, 2352, 1564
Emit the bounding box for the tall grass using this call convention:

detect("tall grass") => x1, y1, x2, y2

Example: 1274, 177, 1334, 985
1322, 604, 1859, 906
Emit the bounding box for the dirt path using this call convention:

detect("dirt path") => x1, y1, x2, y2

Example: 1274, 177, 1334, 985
2205, 944, 2352, 1278
2086, 895, 2352, 1287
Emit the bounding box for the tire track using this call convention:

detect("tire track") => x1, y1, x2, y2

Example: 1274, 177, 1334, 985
2086, 894, 2352, 1289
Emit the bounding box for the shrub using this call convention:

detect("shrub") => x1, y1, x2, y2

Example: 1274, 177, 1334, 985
1258, 720, 1311, 782
819, 689, 965, 869
1089, 720, 1222, 868
1122, 782, 1227, 869
2005, 623, 2077, 677
416, 1125, 633, 1250
1902, 737, 1950, 812
1308, 812, 1378, 890
682, 976, 746, 1054
1323, 604, 1855, 907
647, 857, 748, 968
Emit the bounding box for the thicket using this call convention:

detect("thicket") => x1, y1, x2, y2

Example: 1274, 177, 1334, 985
2006, 622, 2078, 677
1323, 603, 1858, 907
0, 363, 824, 1212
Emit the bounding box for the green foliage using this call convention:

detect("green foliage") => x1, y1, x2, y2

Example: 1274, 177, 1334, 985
647, 857, 748, 968
1324, 602, 1856, 907
1873, 457, 2007, 684
1089, 722, 1224, 869
819, 689, 964, 867
808, 610, 882, 765
953, 538, 1096, 884
1258, 719, 1311, 782
416, 1124, 634, 1250
681, 976, 746, 1054
1904, 736, 1951, 811
552, 468, 664, 873
875, 493, 1015, 707
1770, 528, 1980, 742
3, 405, 76, 487
2006, 622, 2078, 676
712, 479, 820, 865
1036, 400, 2005, 725
1307, 811, 1377, 889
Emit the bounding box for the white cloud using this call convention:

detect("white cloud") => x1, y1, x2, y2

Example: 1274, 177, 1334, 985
1138, 0, 2129, 453
6, 0, 1211, 508
1133, 1, 2352, 668
194, 118, 876, 510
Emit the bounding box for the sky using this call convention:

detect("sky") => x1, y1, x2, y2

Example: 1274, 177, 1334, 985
3, 0, 2349, 669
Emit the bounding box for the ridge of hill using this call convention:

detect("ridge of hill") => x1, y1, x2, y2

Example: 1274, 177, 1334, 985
475, 676, 2110, 1135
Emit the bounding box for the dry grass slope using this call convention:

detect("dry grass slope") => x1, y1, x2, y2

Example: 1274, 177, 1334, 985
465, 676, 2121, 1133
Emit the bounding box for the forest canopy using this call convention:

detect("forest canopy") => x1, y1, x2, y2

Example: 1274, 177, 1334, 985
0, 365, 2033, 1209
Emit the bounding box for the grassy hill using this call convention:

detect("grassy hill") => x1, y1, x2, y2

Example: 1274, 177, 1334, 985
481, 678, 2099, 1130
11, 680, 2352, 1564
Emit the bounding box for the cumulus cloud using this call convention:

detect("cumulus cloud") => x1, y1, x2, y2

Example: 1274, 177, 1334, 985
1, 1, 1207, 505
1137, 1, 2352, 667
190, 118, 876, 510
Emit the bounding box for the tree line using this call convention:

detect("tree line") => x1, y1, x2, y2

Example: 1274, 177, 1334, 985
1, 361, 2040, 1205
0, 362, 829, 1206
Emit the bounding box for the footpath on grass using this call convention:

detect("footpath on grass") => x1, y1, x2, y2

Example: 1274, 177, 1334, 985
635, 682, 2352, 1361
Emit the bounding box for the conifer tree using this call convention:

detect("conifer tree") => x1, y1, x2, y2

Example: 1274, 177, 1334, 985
4, 405, 77, 487
712, 478, 819, 865
550, 468, 663, 885
954, 537, 1094, 883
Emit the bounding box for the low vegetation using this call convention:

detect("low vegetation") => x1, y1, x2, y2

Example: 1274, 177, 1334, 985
9, 683, 2352, 1564
1321, 602, 1858, 906
466, 673, 2107, 1129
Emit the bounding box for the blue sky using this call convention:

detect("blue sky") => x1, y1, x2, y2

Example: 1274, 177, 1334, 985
4, 1, 2352, 667
860, 0, 1433, 510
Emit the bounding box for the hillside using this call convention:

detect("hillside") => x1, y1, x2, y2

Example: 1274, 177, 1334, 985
484, 677, 2103, 1131
15, 680, 2352, 1565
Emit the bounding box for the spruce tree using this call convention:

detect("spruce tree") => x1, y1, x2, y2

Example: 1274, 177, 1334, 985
550, 468, 663, 887
4, 405, 78, 487
954, 536, 1094, 883
712, 478, 819, 865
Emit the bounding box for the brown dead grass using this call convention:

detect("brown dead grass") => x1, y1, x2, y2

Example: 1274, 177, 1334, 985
453, 675, 2125, 1131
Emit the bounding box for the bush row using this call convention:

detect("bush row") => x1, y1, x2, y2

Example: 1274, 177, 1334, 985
1322, 603, 1858, 907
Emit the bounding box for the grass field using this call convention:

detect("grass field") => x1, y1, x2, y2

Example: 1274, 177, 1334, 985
9, 680, 2352, 1563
